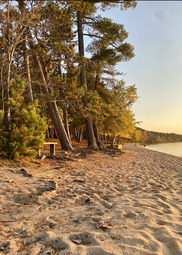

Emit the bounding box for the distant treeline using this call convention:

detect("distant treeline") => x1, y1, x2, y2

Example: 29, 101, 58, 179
132, 127, 182, 145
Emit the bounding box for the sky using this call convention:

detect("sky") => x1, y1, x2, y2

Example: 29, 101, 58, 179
96, 1, 182, 135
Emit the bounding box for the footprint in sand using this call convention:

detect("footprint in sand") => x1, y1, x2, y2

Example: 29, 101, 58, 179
27, 233, 69, 253
69, 233, 114, 254
86, 247, 114, 255
156, 219, 170, 226
44, 237, 68, 251
69, 232, 99, 246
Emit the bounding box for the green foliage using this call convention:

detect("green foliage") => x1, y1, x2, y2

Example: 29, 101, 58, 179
0, 0, 138, 150
0, 79, 47, 159
92, 79, 138, 138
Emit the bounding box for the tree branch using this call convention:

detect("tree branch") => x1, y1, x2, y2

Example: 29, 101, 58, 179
83, 33, 118, 50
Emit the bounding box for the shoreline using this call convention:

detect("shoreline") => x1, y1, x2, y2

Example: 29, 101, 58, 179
0, 144, 182, 254
138, 143, 182, 159
141, 142, 182, 159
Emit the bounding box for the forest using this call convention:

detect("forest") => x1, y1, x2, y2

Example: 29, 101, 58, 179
0, 0, 138, 158
132, 127, 182, 145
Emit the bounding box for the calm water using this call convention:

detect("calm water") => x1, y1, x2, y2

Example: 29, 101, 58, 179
146, 142, 182, 157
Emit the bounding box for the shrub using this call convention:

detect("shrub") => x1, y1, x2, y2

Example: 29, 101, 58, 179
0, 79, 47, 158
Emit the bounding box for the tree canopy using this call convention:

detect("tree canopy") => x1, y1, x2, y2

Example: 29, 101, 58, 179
0, 0, 138, 157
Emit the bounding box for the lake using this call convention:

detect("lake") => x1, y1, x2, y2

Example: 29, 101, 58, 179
146, 142, 182, 157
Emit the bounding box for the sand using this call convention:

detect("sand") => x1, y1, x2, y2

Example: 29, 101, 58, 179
0, 144, 182, 255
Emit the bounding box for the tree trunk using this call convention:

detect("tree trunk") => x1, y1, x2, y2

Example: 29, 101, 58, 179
57, 55, 71, 142
74, 127, 79, 142
95, 74, 100, 90
48, 127, 56, 139
0, 64, 4, 111
24, 35, 33, 104
18, 0, 33, 104
48, 100, 73, 150
77, 10, 87, 86
63, 103, 71, 141
77, 9, 97, 149
103, 132, 106, 142
106, 135, 110, 144
3, 2, 11, 130
78, 128, 83, 142
27, 29, 73, 150
3, 58, 11, 129
36, 55, 73, 151
100, 133, 104, 141
93, 122, 106, 150
112, 135, 116, 147
85, 117, 97, 149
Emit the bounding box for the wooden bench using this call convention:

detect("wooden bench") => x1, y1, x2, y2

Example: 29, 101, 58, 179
39, 142, 58, 156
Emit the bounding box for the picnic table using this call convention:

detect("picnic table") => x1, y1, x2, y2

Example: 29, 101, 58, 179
39, 142, 58, 156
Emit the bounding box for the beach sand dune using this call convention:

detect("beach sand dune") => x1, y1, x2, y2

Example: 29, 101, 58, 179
0, 144, 181, 255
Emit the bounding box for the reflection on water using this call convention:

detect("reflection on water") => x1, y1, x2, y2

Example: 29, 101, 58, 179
146, 142, 182, 157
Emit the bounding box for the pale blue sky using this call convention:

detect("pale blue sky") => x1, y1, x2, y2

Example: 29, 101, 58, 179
97, 1, 182, 134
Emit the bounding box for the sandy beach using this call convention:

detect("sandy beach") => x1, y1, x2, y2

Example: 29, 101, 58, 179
0, 144, 182, 255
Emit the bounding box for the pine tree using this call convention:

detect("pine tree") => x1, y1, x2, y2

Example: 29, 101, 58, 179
73, 0, 137, 149
0, 79, 47, 158
0, 0, 43, 130
0, 0, 138, 154
23, 1, 74, 150
101, 80, 138, 143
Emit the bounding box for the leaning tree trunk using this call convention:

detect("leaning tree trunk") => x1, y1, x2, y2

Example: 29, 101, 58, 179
93, 122, 106, 150
27, 29, 73, 151
36, 55, 73, 151
77, 9, 97, 149
63, 103, 71, 141
85, 117, 97, 149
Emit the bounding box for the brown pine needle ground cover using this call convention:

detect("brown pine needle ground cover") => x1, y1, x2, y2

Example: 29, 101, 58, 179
0, 142, 182, 255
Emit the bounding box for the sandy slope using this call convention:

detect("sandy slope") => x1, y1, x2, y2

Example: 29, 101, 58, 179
0, 144, 182, 255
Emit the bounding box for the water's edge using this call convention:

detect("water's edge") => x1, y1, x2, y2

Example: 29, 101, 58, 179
145, 142, 182, 157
